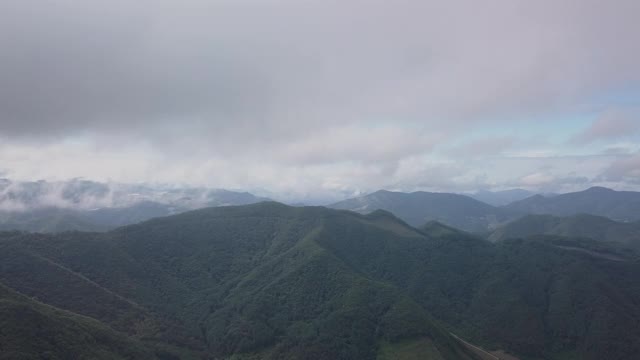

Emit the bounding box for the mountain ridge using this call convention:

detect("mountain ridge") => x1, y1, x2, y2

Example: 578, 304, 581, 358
504, 186, 640, 222
329, 190, 519, 232
489, 213, 640, 251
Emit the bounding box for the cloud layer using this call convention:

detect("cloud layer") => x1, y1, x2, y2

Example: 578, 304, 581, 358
0, 0, 639, 200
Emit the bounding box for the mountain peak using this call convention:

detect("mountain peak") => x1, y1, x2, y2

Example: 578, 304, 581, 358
330, 189, 516, 231
369, 189, 396, 196
584, 186, 615, 193
365, 208, 399, 219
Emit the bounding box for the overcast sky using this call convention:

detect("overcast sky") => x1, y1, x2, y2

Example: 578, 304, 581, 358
1, 0, 639, 202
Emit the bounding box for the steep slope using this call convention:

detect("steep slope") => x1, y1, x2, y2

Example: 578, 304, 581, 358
0, 204, 478, 360
0, 283, 159, 360
473, 236, 640, 359
330, 190, 518, 232
489, 214, 640, 250
315, 219, 640, 360
504, 186, 640, 222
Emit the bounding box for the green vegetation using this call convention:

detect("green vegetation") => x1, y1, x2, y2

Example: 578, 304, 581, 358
1, 202, 639, 359
0, 203, 477, 359
0, 283, 157, 360
377, 338, 446, 360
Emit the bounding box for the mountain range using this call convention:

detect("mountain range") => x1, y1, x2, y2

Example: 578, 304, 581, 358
489, 213, 640, 252
330, 186, 640, 234
504, 186, 640, 222
2, 202, 640, 359
467, 189, 538, 207
3, 182, 640, 238
5, 183, 638, 235
329, 190, 519, 232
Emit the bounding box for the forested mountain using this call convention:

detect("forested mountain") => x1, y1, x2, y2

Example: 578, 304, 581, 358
329, 190, 518, 232
504, 186, 640, 222
0, 204, 479, 360
1, 203, 639, 359
488, 213, 640, 251
0, 283, 161, 359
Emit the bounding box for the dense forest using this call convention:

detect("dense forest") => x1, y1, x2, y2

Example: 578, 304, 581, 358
1, 202, 639, 359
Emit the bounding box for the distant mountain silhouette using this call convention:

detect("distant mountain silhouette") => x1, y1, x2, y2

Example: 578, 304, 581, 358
0, 179, 268, 232
489, 213, 640, 251
468, 189, 538, 206
504, 186, 640, 222
330, 190, 519, 232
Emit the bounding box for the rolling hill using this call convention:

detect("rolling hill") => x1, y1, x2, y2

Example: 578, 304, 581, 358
329, 190, 518, 232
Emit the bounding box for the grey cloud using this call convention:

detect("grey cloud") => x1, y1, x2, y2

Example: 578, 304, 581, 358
0, 178, 266, 212
389, 160, 477, 192
446, 137, 515, 158
571, 108, 640, 144
1, 0, 640, 195
485, 154, 616, 192
1, 0, 639, 144
603, 146, 635, 155
515, 172, 590, 189
599, 153, 640, 183
0, 137, 636, 198
277, 125, 439, 166
0, 179, 116, 211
